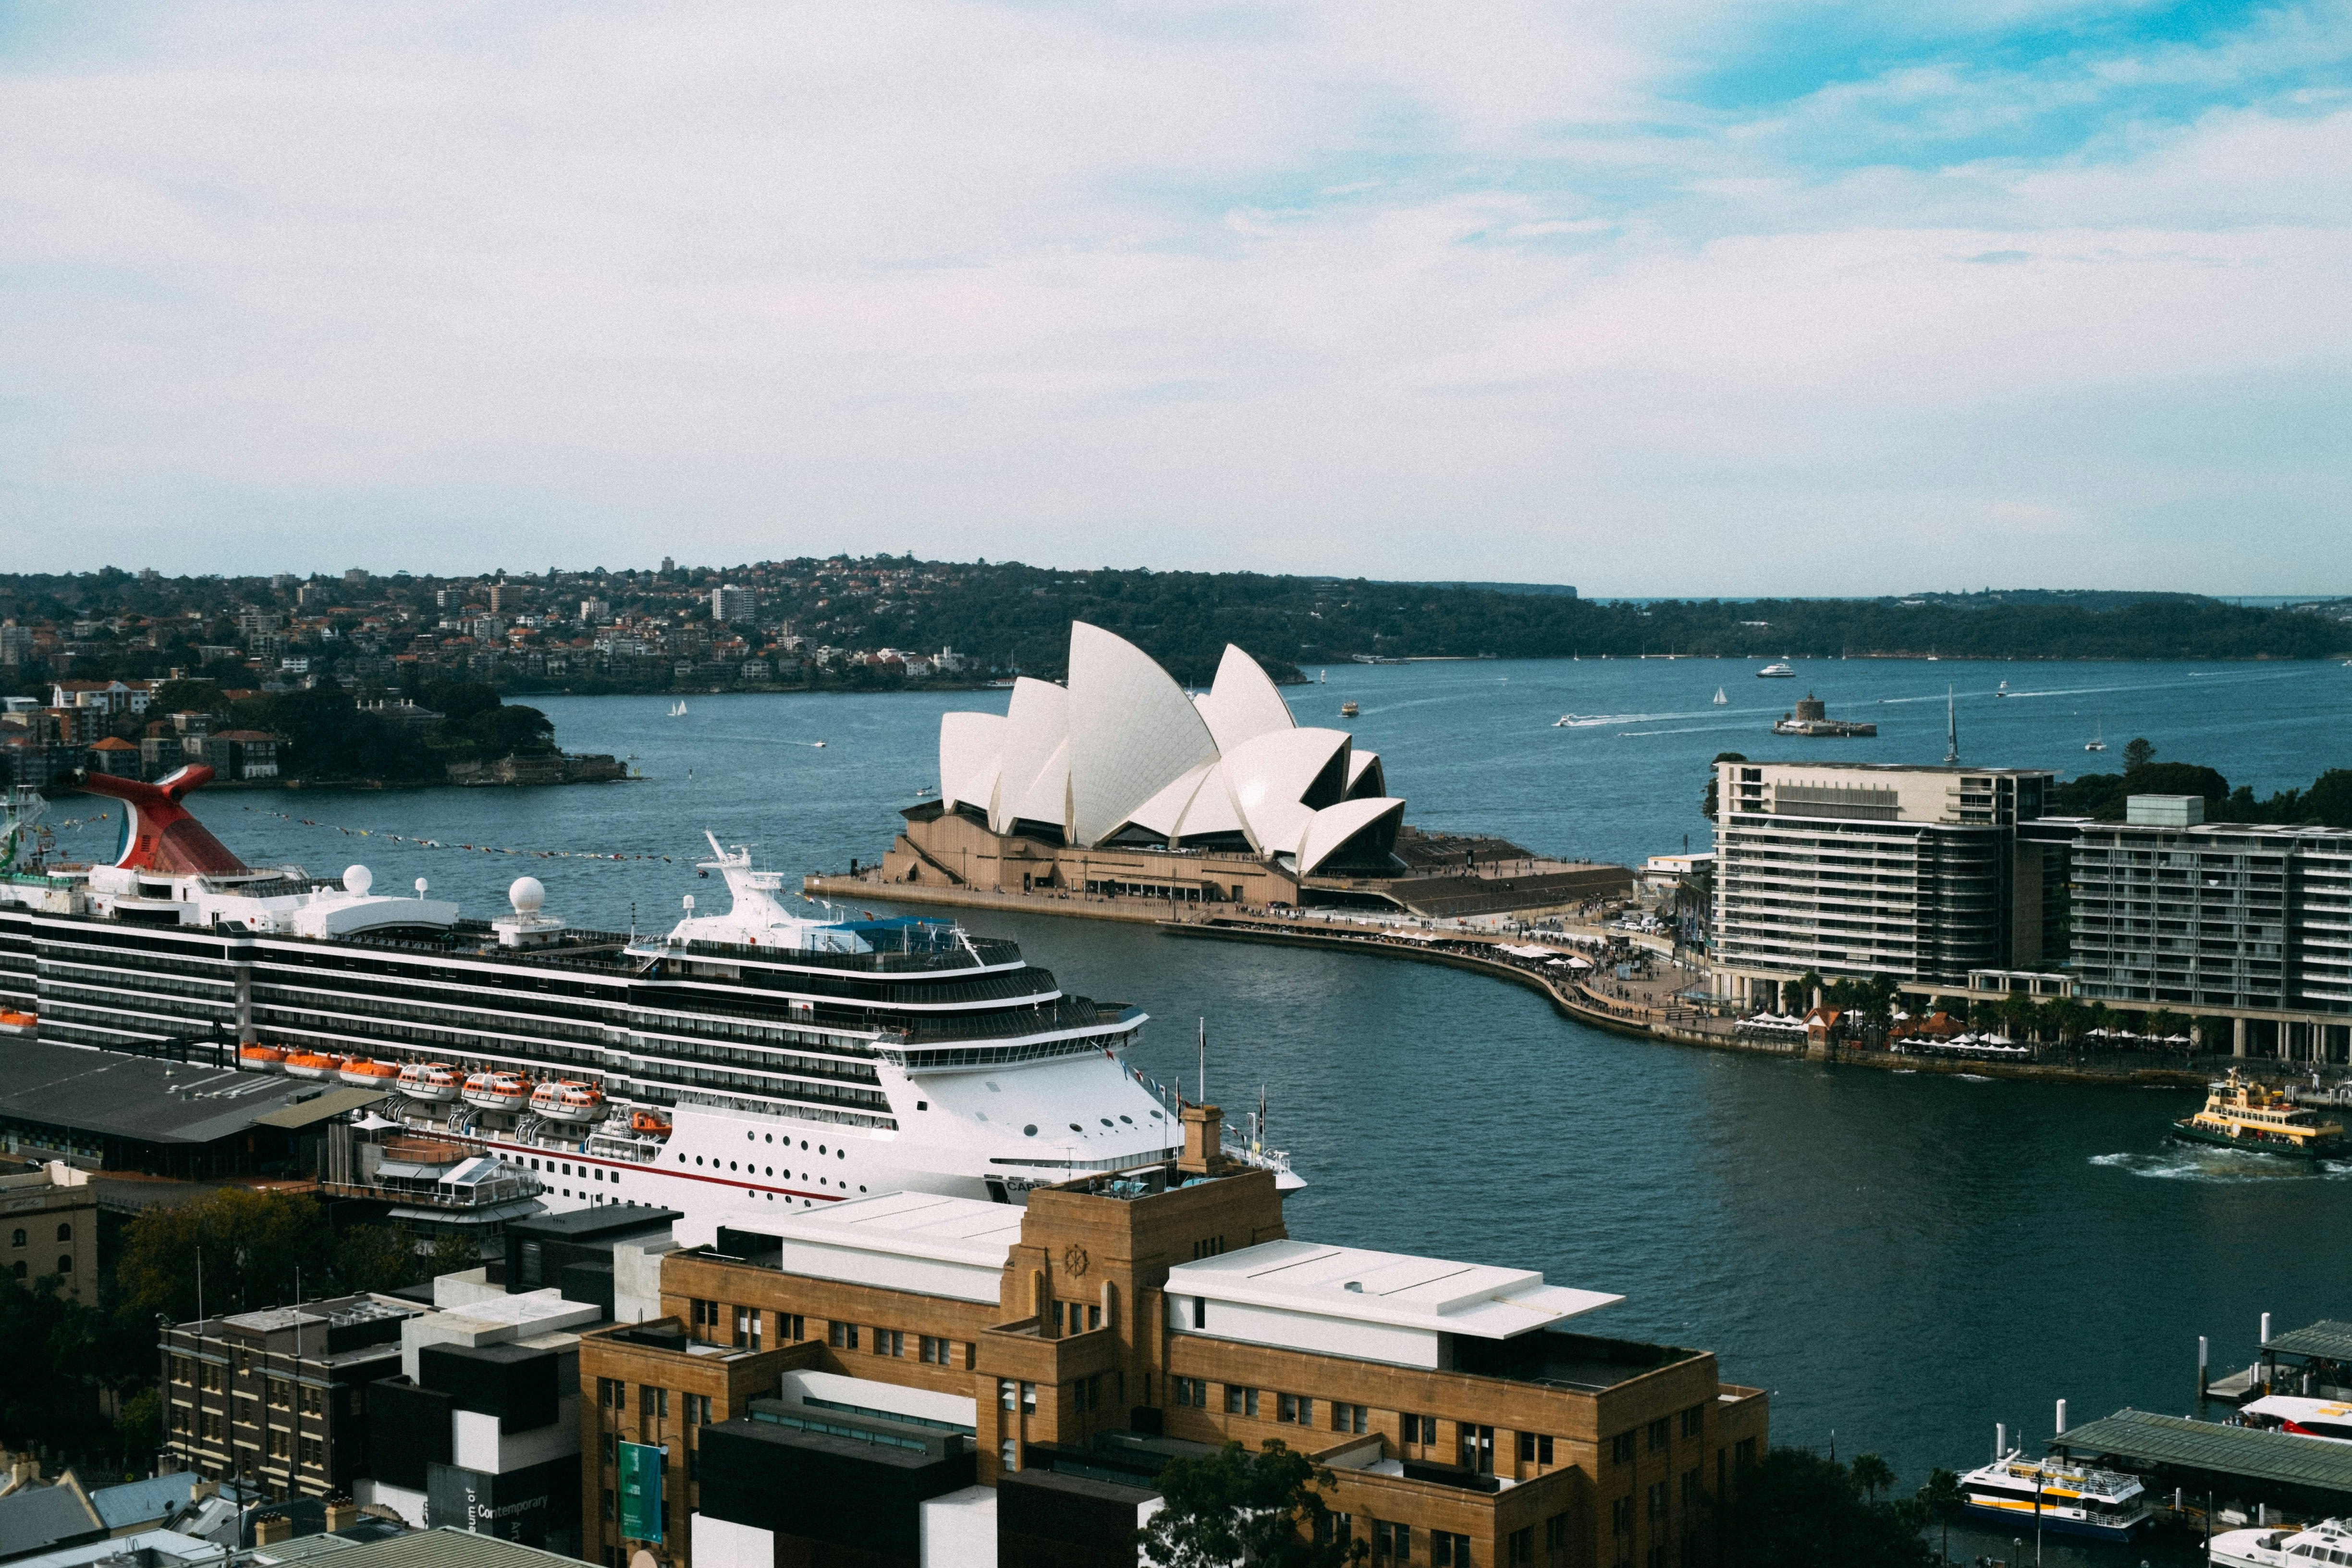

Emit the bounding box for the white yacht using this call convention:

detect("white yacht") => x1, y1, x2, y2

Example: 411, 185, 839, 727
1958, 1450, 2153, 1540
1756, 662, 1796, 678
0, 768, 1298, 1228
2239, 1396, 2352, 1444
2211, 1516, 2352, 1567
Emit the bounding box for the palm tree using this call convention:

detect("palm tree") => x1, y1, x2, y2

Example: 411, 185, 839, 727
1917, 1468, 1963, 1563
1850, 1451, 1894, 1504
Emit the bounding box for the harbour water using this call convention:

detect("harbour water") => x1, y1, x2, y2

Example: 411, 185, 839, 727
41, 655, 2352, 1548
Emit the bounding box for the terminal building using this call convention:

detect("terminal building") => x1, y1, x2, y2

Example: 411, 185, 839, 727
1709, 761, 2352, 1060
577, 1105, 1767, 1568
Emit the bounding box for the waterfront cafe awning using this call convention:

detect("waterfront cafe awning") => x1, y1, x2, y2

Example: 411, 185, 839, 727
2053, 1409, 2352, 1499
1499, 944, 1558, 958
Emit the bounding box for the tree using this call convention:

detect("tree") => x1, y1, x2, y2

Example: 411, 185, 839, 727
1725, 1448, 1935, 1568
1795, 968, 1825, 1012
463, 702, 556, 757
1917, 1467, 1963, 1564
2123, 736, 2156, 770
2147, 1007, 2187, 1045
149, 677, 225, 715
1135, 1440, 1364, 1568
1851, 1452, 1894, 1503
116, 1188, 330, 1325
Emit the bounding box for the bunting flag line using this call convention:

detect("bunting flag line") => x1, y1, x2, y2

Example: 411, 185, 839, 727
49, 811, 112, 830
238, 805, 676, 862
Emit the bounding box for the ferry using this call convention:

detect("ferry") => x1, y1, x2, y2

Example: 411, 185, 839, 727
1958, 1450, 2153, 1540
1756, 662, 1796, 678
0, 764, 1294, 1226
2172, 1070, 2347, 1160
1340, 701, 1359, 718
2239, 1396, 2352, 1444
2211, 1516, 2352, 1567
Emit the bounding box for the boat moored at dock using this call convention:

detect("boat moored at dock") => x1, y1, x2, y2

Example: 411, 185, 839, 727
2211, 1515, 2352, 1567
1959, 1450, 2153, 1539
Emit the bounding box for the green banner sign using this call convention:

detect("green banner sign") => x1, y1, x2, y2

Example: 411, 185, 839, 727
617, 1440, 664, 1543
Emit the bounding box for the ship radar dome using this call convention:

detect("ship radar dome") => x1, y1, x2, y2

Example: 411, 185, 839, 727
509, 876, 547, 914
343, 864, 373, 895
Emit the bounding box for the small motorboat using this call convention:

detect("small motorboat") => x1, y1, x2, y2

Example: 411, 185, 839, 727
1997, 680, 2010, 697
283, 1051, 345, 1080
812, 740, 826, 748
531, 1079, 605, 1125
1339, 701, 1359, 718
462, 1070, 532, 1114
2211, 1515, 2352, 1567
340, 1058, 400, 1089
397, 1061, 463, 1102
238, 1043, 286, 1073
1555, 714, 1583, 727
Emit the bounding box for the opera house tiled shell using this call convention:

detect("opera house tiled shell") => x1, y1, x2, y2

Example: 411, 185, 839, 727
937, 624, 1406, 878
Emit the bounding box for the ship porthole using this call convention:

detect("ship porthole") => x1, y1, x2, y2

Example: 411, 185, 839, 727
1023, 1125, 1037, 1136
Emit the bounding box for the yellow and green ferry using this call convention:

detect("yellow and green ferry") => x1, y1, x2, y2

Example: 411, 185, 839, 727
2172, 1070, 2347, 1160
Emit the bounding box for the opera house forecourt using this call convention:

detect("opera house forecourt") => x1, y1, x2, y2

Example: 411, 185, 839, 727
834, 622, 1631, 919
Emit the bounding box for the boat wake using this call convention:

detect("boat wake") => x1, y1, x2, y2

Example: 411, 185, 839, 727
2089, 1150, 2352, 1183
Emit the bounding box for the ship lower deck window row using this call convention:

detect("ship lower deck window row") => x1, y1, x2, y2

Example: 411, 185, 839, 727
628, 1061, 890, 1113
255, 980, 615, 1037
623, 1034, 880, 1086
255, 1017, 603, 1071
669, 1087, 894, 1131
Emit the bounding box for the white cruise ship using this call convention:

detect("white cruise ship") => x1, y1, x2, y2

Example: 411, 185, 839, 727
0, 769, 1297, 1225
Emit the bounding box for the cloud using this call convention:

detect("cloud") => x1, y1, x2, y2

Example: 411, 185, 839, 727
0, 0, 2346, 593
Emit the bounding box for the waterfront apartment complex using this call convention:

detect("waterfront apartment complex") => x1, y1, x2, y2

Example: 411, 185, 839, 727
579, 1106, 1766, 1568
1708, 760, 2061, 1000
1710, 763, 2352, 1060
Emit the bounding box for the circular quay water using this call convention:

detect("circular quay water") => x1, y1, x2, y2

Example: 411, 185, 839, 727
34, 651, 2350, 1564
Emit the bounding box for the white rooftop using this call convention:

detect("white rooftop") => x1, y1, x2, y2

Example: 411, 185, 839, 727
700, 1190, 1027, 1305
1165, 1238, 1622, 1341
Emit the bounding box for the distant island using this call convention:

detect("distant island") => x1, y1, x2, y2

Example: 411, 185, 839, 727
1, 561, 2346, 707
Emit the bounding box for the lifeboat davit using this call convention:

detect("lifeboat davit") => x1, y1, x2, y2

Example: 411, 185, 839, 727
397, 1061, 462, 1102
530, 1079, 605, 1125
283, 1051, 345, 1080
340, 1058, 400, 1088
238, 1043, 286, 1073
462, 1071, 532, 1114
629, 1110, 672, 1137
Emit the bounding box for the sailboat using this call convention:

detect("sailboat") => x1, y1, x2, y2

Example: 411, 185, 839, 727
2085, 718, 2107, 753
669, 699, 688, 718
1712, 687, 1728, 706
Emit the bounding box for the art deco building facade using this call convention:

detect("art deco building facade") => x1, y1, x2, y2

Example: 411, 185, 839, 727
578, 1107, 1767, 1568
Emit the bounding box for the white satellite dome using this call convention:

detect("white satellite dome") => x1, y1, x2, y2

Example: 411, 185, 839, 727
343, 864, 374, 895
509, 876, 547, 914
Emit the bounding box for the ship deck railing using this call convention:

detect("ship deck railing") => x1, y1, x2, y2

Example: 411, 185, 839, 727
630, 932, 1022, 975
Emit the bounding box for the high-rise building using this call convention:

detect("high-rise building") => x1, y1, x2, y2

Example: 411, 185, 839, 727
710, 586, 755, 624
1708, 760, 2060, 1003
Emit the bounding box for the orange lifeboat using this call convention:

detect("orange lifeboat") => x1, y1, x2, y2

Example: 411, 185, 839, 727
462, 1070, 532, 1114
530, 1079, 605, 1126
237, 1043, 286, 1073
629, 1110, 672, 1137
283, 1050, 345, 1080
340, 1058, 400, 1089
0, 1010, 37, 1032
396, 1061, 462, 1103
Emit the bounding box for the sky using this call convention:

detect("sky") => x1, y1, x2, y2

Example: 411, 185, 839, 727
1, 1, 2346, 596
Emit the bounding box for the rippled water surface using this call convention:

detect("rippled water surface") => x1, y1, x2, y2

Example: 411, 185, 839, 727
45, 655, 2352, 1506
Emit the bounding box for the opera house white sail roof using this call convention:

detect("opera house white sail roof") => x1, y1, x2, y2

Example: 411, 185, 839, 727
937, 624, 1407, 878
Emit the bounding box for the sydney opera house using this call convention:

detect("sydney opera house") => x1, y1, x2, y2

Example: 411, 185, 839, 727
872, 623, 1629, 917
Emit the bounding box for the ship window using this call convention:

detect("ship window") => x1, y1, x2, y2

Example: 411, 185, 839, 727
819, 1145, 827, 1154
1101, 1119, 1113, 1127
696, 1157, 705, 1166
799, 1140, 808, 1150
530, 1158, 540, 1170
677, 1154, 685, 1164
747, 1131, 754, 1140
1119, 1115, 1132, 1124
1024, 1125, 1038, 1136
837, 1150, 845, 1159
916, 1102, 928, 1111
765, 1134, 773, 1143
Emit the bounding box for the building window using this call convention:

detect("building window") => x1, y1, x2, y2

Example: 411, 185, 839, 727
1432, 1532, 1470, 1567
8, 1228, 21, 1247
874, 1329, 904, 1358
1648, 1480, 1668, 1521
55, 1223, 70, 1243
685, 1394, 712, 1426
1506, 1527, 1532, 1566
598, 1377, 627, 1411
999, 1440, 1019, 1472
1611, 1430, 1636, 1464
1000, 1380, 1036, 1414
266, 1429, 291, 1460
1681, 1405, 1704, 1439
1191, 1237, 1225, 1260
1373, 1521, 1411, 1560
778, 1313, 805, 1341
1611, 1497, 1633, 1536
1648, 1417, 1670, 1451
919, 1335, 950, 1364
1277, 1393, 1312, 1425
1173, 1377, 1207, 1408
298, 1436, 323, 1468
1074, 1375, 1103, 1413
690, 1298, 717, 1337
1517, 1431, 1555, 1466
733, 1308, 760, 1349
601, 1488, 615, 1521
1192, 1297, 1208, 1329
300, 1385, 324, 1417
649, 1387, 669, 1419
55, 1255, 71, 1274
1544, 1514, 1568, 1551
1401, 1413, 1436, 1447
1458, 1423, 1494, 1474
1682, 1468, 1701, 1509
1331, 1402, 1368, 1434
827, 1321, 859, 1351
1223, 1385, 1259, 1418
1735, 1437, 1757, 1470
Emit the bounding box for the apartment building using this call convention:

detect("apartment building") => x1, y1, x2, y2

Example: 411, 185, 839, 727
1708, 760, 2060, 1003
2043, 794, 2352, 1059
160, 1295, 428, 1501
577, 1106, 1767, 1568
